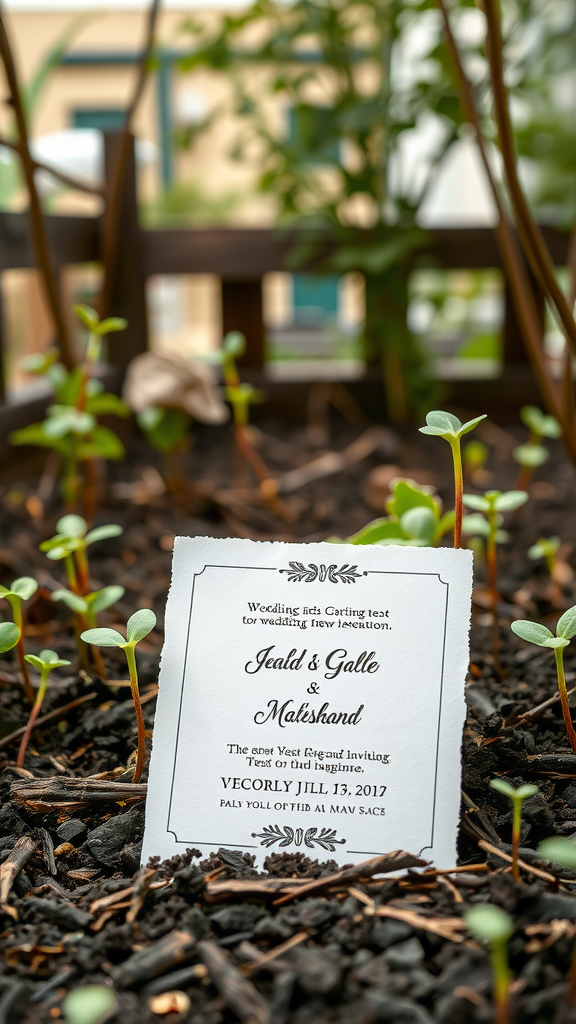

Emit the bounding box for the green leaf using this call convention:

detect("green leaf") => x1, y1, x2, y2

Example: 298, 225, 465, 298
465, 904, 513, 943
10, 577, 38, 601
490, 779, 537, 801
538, 837, 576, 870
78, 425, 125, 461
462, 494, 489, 512
52, 589, 88, 614
493, 491, 529, 512
10, 422, 60, 449
511, 620, 554, 646
62, 984, 118, 1024
126, 609, 157, 644
87, 585, 125, 614
347, 518, 405, 545
80, 627, 126, 647
513, 444, 549, 468
84, 524, 123, 546
96, 317, 128, 335
44, 407, 95, 438
540, 637, 570, 649
436, 510, 455, 542
458, 414, 487, 436
557, 605, 576, 641
489, 778, 517, 799
24, 654, 44, 670
45, 544, 75, 561
85, 393, 130, 418
0, 621, 20, 653
138, 407, 190, 453
462, 513, 490, 537
386, 479, 438, 519
222, 331, 246, 358
400, 506, 437, 545
74, 304, 100, 331
520, 405, 561, 439
56, 514, 87, 539
418, 410, 461, 437
26, 648, 71, 668
528, 537, 560, 560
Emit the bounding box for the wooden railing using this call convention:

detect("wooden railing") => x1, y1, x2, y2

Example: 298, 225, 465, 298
0, 132, 571, 459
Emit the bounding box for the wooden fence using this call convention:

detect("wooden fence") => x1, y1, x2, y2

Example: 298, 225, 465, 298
0, 132, 571, 460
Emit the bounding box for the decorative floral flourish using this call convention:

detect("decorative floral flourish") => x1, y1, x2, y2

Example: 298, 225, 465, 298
280, 562, 362, 584
252, 824, 346, 851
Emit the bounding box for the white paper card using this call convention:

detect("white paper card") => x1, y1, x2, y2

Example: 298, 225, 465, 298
143, 538, 473, 868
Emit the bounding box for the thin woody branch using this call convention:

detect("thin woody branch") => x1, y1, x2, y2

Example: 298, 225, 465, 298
99, 0, 161, 318
0, 132, 106, 197
0, 7, 76, 369
435, 0, 576, 466
481, 0, 576, 357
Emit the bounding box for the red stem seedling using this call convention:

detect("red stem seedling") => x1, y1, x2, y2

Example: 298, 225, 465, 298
463, 490, 528, 673
419, 410, 486, 548
81, 609, 156, 783
17, 649, 71, 767
52, 585, 125, 681
514, 405, 561, 494
490, 779, 538, 882
465, 905, 513, 1024
0, 576, 38, 704
512, 605, 576, 753
528, 536, 563, 607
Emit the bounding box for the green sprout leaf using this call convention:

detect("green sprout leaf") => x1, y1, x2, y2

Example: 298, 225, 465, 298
80, 627, 126, 647
462, 494, 490, 512
84, 524, 123, 546
52, 590, 88, 614
96, 316, 128, 335
528, 537, 560, 560
56, 515, 87, 539
62, 984, 118, 1024
25, 648, 71, 669
490, 779, 538, 801
87, 586, 125, 615
556, 605, 576, 641
400, 506, 437, 545
520, 405, 561, 439
73, 304, 100, 331
386, 479, 438, 519
348, 519, 405, 545
126, 609, 156, 644
513, 444, 549, 468
222, 331, 246, 358
0, 621, 20, 653
419, 410, 486, 439
538, 837, 576, 870
10, 577, 38, 601
511, 620, 555, 646
493, 491, 529, 512
465, 904, 513, 943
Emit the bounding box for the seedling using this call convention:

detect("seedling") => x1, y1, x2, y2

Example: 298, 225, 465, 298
52, 585, 125, 679
514, 404, 561, 492
137, 406, 191, 498
17, 649, 71, 767
465, 904, 513, 1024
333, 479, 454, 547
489, 779, 538, 881
0, 576, 38, 704
528, 536, 562, 606
62, 984, 118, 1024
81, 609, 156, 782
11, 306, 129, 513
538, 837, 576, 1017
463, 490, 528, 671
511, 605, 576, 754
419, 410, 486, 547
40, 515, 122, 596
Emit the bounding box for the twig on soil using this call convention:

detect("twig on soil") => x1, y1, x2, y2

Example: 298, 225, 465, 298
240, 931, 311, 975
271, 851, 427, 907
10, 775, 147, 812
506, 686, 576, 728
113, 928, 198, 989
204, 877, 314, 903
352, 889, 469, 943
478, 839, 557, 884
0, 835, 38, 920
198, 940, 270, 1024
0, 692, 97, 753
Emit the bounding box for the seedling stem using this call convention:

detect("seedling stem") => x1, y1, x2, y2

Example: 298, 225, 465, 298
17, 650, 71, 767
124, 642, 146, 784
554, 646, 576, 754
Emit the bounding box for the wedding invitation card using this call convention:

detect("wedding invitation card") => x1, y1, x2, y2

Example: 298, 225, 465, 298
142, 537, 473, 868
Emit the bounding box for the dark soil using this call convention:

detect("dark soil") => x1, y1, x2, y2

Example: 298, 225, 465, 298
2, 416, 576, 1024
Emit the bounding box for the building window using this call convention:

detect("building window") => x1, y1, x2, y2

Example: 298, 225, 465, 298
72, 109, 126, 131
